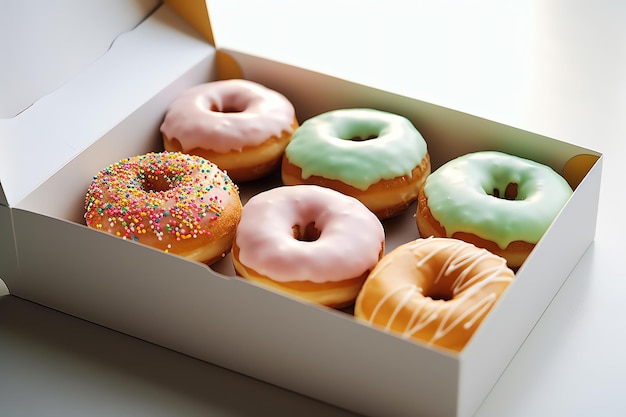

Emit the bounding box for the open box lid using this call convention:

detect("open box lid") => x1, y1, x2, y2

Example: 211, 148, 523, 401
0, 0, 216, 207
0, 1, 165, 120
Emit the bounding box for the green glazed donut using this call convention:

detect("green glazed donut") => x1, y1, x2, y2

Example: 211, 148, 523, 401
282, 108, 430, 219
417, 151, 573, 268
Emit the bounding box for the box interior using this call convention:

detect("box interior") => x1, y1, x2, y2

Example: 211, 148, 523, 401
1, 2, 603, 417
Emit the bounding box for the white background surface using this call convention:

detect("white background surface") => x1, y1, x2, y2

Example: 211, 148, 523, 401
2, 0, 626, 416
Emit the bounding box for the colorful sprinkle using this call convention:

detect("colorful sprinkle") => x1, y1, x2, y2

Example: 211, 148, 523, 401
84, 151, 239, 253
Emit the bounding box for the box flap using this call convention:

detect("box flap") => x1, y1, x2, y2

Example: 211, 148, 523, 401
0, 3, 215, 208
0, 0, 161, 119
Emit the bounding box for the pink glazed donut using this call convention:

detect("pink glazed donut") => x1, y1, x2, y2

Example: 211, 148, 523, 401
160, 79, 298, 182
232, 185, 385, 308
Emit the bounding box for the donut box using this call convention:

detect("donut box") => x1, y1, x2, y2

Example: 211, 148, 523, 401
0, 1, 603, 417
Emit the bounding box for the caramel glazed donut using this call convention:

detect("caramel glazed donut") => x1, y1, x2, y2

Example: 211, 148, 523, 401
160, 79, 298, 182
282, 108, 430, 219
416, 151, 573, 269
233, 185, 385, 308
355, 237, 514, 352
84, 152, 242, 265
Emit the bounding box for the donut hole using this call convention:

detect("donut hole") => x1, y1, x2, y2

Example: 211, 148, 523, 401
141, 171, 180, 193
210, 103, 245, 113
349, 134, 378, 142
421, 277, 455, 301
209, 94, 247, 113
292, 222, 321, 242
424, 288, 453, 302
336, 122, 383, 142
489, 182, 519, 200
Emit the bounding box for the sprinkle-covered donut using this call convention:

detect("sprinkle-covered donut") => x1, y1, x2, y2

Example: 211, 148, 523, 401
161, 79, 298, 182
355, 237, 514, 352
84, 151, 242, 265
416, 151, 573, 268
281, 108, 430, 219
232, 185, 385, 308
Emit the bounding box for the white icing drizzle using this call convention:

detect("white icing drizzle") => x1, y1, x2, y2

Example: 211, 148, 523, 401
368, 238, 513, 344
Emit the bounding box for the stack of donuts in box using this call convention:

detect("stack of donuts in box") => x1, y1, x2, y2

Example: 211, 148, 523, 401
83, 79, 573, 352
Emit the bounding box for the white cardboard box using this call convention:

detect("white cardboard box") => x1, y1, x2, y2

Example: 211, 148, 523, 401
0, 2, 602, 416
